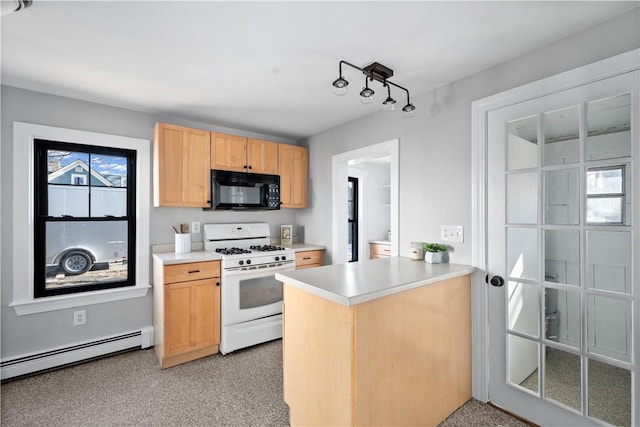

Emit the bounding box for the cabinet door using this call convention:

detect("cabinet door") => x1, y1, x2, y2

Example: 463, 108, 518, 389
164, 278, 219, 357
154, 123, 210, 207
279, 144, 308, 208
211, 132, 247, 172
247, 138, 278, 174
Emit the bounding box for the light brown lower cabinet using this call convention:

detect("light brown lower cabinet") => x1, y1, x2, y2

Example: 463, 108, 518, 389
153, 260, 221, 368
282, 274, 471, 426
295, 249, 324, 269
370, 242, 391, 259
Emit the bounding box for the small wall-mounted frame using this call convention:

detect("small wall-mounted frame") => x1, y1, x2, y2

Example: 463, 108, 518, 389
281, 225, 292, 245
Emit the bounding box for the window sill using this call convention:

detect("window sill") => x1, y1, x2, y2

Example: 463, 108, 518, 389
10, 285, 151, 316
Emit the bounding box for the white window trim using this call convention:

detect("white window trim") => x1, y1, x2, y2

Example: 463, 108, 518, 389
10, 122, 151, 315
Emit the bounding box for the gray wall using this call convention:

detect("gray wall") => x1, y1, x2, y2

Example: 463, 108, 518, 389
0, 87, 297, 358
296, 8, 639, 265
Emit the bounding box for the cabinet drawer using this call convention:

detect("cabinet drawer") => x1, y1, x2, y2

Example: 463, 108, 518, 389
370, 243, 391, 259
164, 261, 220, 284
295, 250, 324, 269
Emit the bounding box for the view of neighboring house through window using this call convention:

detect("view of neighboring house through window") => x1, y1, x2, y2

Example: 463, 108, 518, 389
34, 139, 136, 297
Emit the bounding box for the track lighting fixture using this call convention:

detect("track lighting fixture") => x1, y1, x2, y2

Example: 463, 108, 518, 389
332, 60, 415, 117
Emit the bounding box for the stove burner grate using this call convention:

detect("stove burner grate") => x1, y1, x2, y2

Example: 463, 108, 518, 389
215, 247, 252, 255
250, 245, 286, 252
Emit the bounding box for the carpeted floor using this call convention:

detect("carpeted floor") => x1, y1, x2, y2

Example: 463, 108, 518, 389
520, 347, 631, 427
1, 339, 528, 426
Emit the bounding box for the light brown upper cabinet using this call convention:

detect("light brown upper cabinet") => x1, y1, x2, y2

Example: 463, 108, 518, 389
211, 132, 278, 175
154, 122, 211, 207
279, 144, 308, 208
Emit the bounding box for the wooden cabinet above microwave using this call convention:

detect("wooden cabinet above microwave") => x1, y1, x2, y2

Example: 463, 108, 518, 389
211, 132, 278, 175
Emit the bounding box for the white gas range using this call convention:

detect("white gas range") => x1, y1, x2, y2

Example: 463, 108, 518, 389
203, 223, 295, 354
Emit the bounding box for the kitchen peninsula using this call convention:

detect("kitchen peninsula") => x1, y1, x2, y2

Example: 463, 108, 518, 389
275, 257, 475, 427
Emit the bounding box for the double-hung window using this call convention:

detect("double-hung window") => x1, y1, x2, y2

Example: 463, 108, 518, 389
34, 139, 136, 297
586, 165, 628, 225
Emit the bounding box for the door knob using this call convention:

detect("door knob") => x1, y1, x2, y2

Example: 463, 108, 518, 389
488, 275, 505, 287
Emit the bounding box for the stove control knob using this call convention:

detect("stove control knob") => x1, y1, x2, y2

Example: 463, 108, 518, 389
275, 256, 280, 261
238, 260, 244, 266
246, 259, 252, 265
282, 255, 287, 261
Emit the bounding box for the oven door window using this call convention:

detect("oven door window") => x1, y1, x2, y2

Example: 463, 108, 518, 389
239, 275, 283, 309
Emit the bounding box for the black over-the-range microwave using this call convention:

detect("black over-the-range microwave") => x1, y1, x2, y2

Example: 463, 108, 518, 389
207, 169, 280, 210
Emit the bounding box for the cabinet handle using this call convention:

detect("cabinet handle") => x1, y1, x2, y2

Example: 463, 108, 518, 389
216, 282, 220, 287
248, 165, 253, 170
188, 270, 200, 274
243, 165, 248, 169
302, 257, 312, 260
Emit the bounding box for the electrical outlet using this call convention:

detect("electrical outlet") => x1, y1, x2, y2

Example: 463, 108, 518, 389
441, 225, 463, 243
191, 221, 201, 234
73, 310, 86, 326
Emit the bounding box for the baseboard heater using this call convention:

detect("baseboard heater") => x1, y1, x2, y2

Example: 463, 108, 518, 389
0, 326, 153, 380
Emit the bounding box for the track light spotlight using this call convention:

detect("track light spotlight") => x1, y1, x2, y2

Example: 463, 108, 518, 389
332, 76, 348, 96
360, 77, 375, 104
331, 60, 415, 117
382, 84, 396, 111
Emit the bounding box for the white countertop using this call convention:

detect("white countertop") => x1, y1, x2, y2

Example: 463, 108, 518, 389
369, 240, 390, 245
283, 243, 326, 252
152, 251, 221, 265
276, 257, 475, 306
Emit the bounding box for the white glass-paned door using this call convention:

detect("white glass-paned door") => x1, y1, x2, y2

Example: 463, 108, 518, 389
487, 70, 638, 427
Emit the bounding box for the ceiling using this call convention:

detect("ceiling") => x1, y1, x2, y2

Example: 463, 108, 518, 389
1, 1, 637, 140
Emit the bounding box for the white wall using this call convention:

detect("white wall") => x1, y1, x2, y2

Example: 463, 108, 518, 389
296, 9, 639, 265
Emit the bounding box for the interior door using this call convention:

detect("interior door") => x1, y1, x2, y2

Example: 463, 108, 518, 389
487, 70, 638, 426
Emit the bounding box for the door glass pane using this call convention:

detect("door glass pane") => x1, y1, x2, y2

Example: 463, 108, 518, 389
587, 295, 631, 362
508, 282, 539, 337
586, 94, 631, 161
586, 165, 629, 225
507, 228, 537, 280
544, 106, 580, 166
546, 288, 580, 348
544, 347, 581, 411
507, 173, 538, 224
45, 221, 128, 290
544, 168, 579, 225
544, 229, 579, 286
586, 231, 631, 294
507, 116, 538, 170
588, 359, 631, 427
509, 334, 539, 394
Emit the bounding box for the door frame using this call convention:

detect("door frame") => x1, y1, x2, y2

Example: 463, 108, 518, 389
331, 139, 399, 265
470, 48, 640, 403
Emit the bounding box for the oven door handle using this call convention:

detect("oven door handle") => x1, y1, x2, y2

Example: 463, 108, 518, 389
223, 262, 295, 277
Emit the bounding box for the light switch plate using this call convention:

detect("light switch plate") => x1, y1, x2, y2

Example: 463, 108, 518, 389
441, 225, 463, 243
